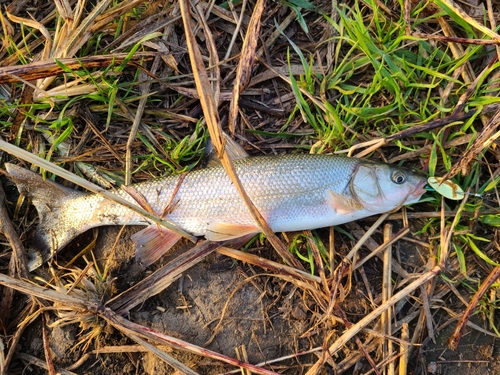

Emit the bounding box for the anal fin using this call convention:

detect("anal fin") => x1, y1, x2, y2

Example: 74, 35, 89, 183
205, 222, 259, 241
132, 225, 182, 267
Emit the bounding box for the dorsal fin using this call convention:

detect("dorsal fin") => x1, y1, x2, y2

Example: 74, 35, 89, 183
205, 132, 249, 167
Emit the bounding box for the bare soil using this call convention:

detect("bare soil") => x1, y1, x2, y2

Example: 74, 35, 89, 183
4, 221, 499, 374
11, 226, 330, 374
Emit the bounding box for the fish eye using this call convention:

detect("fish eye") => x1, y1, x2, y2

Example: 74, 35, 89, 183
391, 170, 406, 184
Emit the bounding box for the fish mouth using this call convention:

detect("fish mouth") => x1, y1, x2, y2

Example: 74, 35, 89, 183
411, 179, 428, 198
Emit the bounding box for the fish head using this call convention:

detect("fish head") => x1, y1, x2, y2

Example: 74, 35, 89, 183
349, 162, 427, 212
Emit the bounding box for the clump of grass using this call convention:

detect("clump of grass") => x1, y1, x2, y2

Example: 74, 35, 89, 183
39, 261, 115, 353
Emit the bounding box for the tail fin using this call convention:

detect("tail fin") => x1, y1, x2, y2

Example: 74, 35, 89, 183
5, 163, 85, 268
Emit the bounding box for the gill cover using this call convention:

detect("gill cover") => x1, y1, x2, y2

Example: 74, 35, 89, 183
349, 164, 381, 210
349, 163, 420, 211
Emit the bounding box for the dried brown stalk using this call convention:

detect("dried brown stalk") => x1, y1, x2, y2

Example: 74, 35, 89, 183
216, 246, 320, 283
382, 224, 394, 375
228, 0, 265, 134
399, 323, 410, 375
448, 266, 500, 350
42, 313, 57, 375
0, 182, 28, 278
178, 0, 300, 268
445, 107, 500, 179
0, 53, 156, 84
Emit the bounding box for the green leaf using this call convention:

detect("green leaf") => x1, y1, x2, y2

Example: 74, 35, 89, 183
479, 215, 500, 227
466, 237, 499, 266
286, 0, 316, 9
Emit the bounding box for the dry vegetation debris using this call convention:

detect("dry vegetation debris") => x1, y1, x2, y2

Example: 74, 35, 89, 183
1, 0, 500, 374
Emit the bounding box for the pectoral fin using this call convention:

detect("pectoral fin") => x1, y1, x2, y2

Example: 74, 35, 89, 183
327, 190, 364, 214
205, 222, 259, 241
132, 225, 182, 267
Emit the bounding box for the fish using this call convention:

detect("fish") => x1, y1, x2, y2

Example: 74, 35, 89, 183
5, 154, 427, 269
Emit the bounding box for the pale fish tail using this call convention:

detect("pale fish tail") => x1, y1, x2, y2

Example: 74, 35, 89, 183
6, 163, 187, 269
5, 163, 86, 269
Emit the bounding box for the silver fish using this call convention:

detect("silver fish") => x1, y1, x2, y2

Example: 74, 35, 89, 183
6, 154, 426, 268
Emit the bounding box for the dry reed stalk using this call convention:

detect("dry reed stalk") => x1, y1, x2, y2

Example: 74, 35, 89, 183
382, 223, 395, 375
448, 266, 500, 350
216, 247, 321, 283
42, 313, 57, 375
345, 213, 389, 262
178, 0, 300, 268
227, 0, 265, 134
354, 227, 409, 270
0, 53, 156, 84
399, 323, 410, 375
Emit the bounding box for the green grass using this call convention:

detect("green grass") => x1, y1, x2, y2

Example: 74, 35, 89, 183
280, 0, 500, 323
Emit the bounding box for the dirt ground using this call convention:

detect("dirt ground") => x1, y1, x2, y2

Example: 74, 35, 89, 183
423, 321, 500, 375
10, 226, 331, 374
3, 220, 499, 374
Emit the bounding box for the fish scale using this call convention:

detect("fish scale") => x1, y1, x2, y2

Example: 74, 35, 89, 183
88, 154, 359, 234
